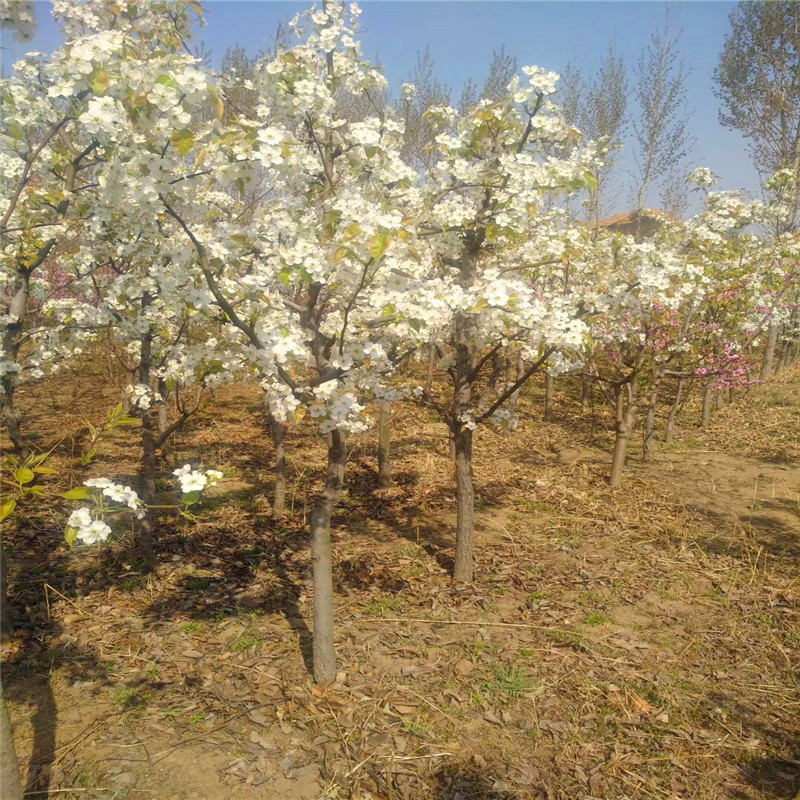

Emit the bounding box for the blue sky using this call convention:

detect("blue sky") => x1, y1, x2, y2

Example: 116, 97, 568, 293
2, 1, 759, 215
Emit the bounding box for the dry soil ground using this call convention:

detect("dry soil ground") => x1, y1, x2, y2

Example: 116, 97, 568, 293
2, 368, 799, 800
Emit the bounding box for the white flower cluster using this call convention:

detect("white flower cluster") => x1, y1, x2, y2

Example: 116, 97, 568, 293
125, 383, 157, 410
66, 507, 111, 544
85, 478, 146, 518
173, 464, 223, 495
687, 166, 718, 188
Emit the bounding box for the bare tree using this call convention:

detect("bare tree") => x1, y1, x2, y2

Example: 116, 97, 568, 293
480, 44, 518, 103
579, 43, 628, 223
398, 47, 450, 168
632, 13, 694, 213
715, 1, 800, 233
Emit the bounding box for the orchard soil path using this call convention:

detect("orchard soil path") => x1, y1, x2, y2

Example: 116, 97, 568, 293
2, 368, 798, 800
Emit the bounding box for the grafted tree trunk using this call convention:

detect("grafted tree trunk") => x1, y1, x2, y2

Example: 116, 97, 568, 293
309, 428, 346, 682
700, 379, 714, 427
715, 390, 724, 412
452, 426, 475, 583
0, 684, 23, 800
664, 377, 684, 446
377, 400, 391, 488
642, 372, 662, 462
760, 323, 779, 382
543, 372, 554, 422
266, 411, 286, 517
610, 383, 637, 489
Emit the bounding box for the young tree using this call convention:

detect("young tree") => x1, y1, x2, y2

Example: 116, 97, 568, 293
580, 43, 627, 224
417, 68, 602, 581
631, 14, 694, 214
716, 1, 800, 213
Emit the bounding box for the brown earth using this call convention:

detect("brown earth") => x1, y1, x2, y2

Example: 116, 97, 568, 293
2, 367, 799, 800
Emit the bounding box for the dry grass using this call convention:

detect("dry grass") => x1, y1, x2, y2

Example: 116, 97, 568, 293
2, 365, 798, 800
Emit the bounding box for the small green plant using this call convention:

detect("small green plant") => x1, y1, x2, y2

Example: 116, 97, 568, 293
180, 621, 204, 634
483, 665, 534, 700
111, 686, 147, 709
584, 610, 613, 626
470, 640, 494, 656
550, 628, 583, 648
163, 706, 183, 719
471, 691, 487, 706
189, 712, 208, 724
362, 597, 400, 617
231, 635, 262, 652
402, 718, 430, 738
519, 645, 534, 658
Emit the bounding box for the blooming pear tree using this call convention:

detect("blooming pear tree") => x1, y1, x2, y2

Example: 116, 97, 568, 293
413, 68, 603, 582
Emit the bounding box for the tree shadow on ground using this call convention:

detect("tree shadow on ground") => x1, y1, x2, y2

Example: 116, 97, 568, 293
140, 487, 316, 675
703, 688, 800, 800
3, 624, 113, 799
431, 764, 520, 799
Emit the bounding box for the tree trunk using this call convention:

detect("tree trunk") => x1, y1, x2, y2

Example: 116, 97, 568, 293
0, 537, 12, 642
642, 374, 661, 462
266, 411, 287, 517
309, 429, 346, 683
543, 372, 554, 422
581, 377, 591, 412
664, 377, 684, 446
610, 383, 637, 489
452, 426, 475, 583
0, 684, 23, 800
701, 379, 714, 427
1, 270, 31, 459
156, 379, 172, 463
377, 400, 391, 488
509, 355, 524, 414
760, 323, 779, 382
450, 254, 478, 583
424, 344, 435, 397
489, 349, 505, 389
137, 303, 157, 570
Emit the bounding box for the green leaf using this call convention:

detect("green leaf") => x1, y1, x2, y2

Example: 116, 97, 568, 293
156, 74, 179, 89
0, 500, 16, 522
90, 70, 110, 95
342, 223, 361, 241
182, 490, 202, 506
171, 128, 195, 157
368, 232, 392, 260
117, 417, 139, 426
62, 487, 91, 500
32, 466, 58, 475
332, 247, 348, 264
15, 467, 34, 485
207, 85, 224, 119
64, 526, 79, 548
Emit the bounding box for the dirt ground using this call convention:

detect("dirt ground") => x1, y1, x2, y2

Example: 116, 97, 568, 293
2, 368, 798, 800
